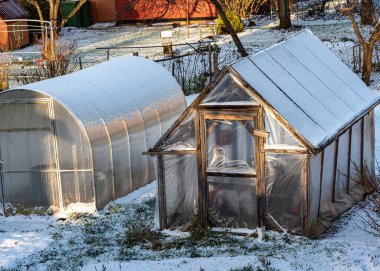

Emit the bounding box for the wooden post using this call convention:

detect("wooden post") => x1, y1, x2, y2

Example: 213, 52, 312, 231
256, 107, 266, 230
195, 109, 207, 226
347, 127, 352, 194
301, 156, 310, 237
79, 57, 82, 70
208, 44, 212, 82
332, 139, 339, 203
213, 45, 219, 75
157, 155, 167, 229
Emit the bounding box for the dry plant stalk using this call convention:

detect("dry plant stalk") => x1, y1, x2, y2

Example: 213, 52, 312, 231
350, 162, 380, 236
26, 0, 87, 60
340, 0, 380, 84
19, 41, 77, 85
0, 49, 9, 91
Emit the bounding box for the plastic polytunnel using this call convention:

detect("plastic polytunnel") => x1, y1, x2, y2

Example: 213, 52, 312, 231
148, 30, 380, 237
0, 56, 186, 214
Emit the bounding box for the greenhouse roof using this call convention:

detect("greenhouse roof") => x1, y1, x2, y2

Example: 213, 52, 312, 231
230, 30, 380, 152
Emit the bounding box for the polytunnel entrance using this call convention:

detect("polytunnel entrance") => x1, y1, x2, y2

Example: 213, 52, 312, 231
0, 99, 61, 214
199, 109, 265, 229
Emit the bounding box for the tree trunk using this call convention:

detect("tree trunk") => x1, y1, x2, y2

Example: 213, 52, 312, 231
360, 0, 375, 26
278, 0, 291, 29
362, 45, 374, 85
210, 0, 248, 57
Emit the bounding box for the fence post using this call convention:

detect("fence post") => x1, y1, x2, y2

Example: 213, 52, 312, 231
208, 44, 212, 82
79, 57, 83, 70
172, 61, 175, 76
359, 46, 362, 74
107, 49, 110, 61
213, 44, 219, 76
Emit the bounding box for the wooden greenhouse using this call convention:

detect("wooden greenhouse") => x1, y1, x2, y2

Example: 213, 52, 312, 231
146, 30, 380, 237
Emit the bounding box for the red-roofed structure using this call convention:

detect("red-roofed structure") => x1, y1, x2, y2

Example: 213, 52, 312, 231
88, 0, 217, 23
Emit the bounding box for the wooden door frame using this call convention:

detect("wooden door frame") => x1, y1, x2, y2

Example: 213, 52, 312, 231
195, 106, 266, 228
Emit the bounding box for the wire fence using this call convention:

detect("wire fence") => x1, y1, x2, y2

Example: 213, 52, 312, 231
8, 40, 380, 92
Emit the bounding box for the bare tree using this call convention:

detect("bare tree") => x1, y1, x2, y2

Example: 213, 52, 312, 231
340, 0, 380, 84
278, 0, 291, 29
361, 0, 375, 25
26, 0, 88, 60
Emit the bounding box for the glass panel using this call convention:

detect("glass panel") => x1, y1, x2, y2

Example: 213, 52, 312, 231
160, 111, 196, 151
163, 155, 198, 229
208, 176, 257, 229
202, 74, 257, 105
265, 154, 305, 235
206, 119, 255, 174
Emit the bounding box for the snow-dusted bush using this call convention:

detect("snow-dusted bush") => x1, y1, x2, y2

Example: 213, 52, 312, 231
217, 11, 244, 35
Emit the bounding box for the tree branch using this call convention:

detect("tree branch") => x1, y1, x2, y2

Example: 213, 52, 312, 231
209, 0, 248, 57
339, 0, 366, 47
60, 0, 88, 29
26, 0, 46, 48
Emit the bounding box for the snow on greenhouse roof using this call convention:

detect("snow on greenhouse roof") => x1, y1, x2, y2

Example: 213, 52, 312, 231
13, 56, 184, 135
231, 29, 380, 151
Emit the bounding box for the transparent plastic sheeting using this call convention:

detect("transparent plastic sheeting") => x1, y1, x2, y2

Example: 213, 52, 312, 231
349, 121, 362, 193
308, 115, 375, 237
334, 130, 350, 209
160, 111, 196, 151
206, 119, 256, 175
208, 176, 257, 229
264, 111, 303, 148
0, 56, 186, 212
163, 155, 198, 229
265, 154, 305, 234
201, 73, 257, 105
363, 112, 375, 171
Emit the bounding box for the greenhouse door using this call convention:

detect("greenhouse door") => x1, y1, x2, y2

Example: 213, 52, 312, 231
0, 99, 61, 214
199, 109, 265, 229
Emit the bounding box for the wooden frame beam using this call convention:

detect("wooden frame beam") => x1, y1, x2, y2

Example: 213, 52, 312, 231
157, 155, 167, 230
143, 150, 196, 156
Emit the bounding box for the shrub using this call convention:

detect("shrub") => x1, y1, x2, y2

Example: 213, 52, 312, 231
353, 162, 380, 236
217, 11, 244, 35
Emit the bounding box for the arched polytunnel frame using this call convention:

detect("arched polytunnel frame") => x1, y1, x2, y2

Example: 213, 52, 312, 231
0, 56, 186, 214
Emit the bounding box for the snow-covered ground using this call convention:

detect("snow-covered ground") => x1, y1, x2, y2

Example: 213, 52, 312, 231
1, 15, 380, 271
1, 180, 378, 271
